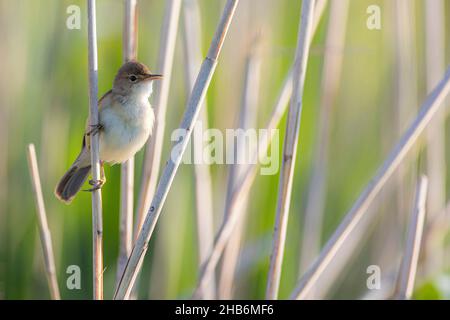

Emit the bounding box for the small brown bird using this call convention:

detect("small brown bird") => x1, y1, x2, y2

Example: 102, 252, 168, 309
55, 61, 162, 204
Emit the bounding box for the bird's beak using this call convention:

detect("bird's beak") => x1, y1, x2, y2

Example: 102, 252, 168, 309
144, 73, 163, 80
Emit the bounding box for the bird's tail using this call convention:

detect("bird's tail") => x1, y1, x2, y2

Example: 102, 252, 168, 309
55, 164, 91, 204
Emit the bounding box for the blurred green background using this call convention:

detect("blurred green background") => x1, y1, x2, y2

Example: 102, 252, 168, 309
0, 0, 449, 299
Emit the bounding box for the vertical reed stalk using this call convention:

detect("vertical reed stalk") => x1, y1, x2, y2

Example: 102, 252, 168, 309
182, 0, 216, 299
291, 67, 450, 300
134, 0, 182, 238
218, 37, 261, 299
26, 144, 60, 300
391, 0, 418, 259
87, 0, 103, 300
116, 0, 138, 287
299, 0, 348, 277
424, 0, 446, 274
394, 176, 428, 300
192, 3, 326, 297
265, 0, 315, 300
114, 0, 240, 300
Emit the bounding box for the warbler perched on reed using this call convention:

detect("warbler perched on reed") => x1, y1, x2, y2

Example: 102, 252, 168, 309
55, 61, 162, 203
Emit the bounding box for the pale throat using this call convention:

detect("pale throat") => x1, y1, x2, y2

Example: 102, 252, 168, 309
135, 80, 153, 104
116, 81, 153, 106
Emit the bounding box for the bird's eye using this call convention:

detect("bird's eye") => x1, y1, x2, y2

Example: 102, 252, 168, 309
129, 75, 137, 82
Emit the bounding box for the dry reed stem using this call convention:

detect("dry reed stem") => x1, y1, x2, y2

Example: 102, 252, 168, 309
26, 144, 60, 300
424, 0, 446, 215
265, 0, 315, 300
87, 0, 103, 300
291, 67, 450, 300
394, 176, 428, 300
299, 0, 348, 277
424, 0, 446, 274
219, 36, 262, 299
135, 0, 182, 238
116, 0, 138, 287
312, 0, 327, 35
182, 0, 216, 299
114, 0, 240, 299
391, 0, 419, 267
192, 1, 327, 298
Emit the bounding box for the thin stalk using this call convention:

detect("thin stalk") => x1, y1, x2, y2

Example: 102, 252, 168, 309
182, 0, 216, 299
291, 67, 450, 300
26, 144, 60, 300
391, 0, 418, 264
114, 0, 240, 300
312, 0, 327, 36
266, 0, 315, 300
117, 0, 137, 287
394, 176, 428, 300
193, 75, 292, 299
87, 0, 103, 300
299, 0, 348, 276
192, 2, 327, 297
134, 0, 182, 238
219, 37, 262, 299
424, 0, 446, 274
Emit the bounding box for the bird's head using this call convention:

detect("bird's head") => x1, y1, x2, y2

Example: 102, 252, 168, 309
112, 61, 163, 98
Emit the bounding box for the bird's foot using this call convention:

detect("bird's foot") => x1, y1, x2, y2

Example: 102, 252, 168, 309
83, 179, 105, 192
86, 123, 104, 136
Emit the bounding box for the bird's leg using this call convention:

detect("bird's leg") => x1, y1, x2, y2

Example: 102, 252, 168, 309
86, 123, 104, 136
85, 162, 106, 192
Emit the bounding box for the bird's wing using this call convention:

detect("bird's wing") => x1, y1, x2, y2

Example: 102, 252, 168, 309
83, 89, 112, 151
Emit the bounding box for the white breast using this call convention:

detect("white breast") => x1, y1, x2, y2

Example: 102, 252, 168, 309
99, 96, 154, 164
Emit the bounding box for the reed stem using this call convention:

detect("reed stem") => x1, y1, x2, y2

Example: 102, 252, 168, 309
182, 0, 216, 299
219, 37, 262, 299
116, 0, 138, 287
192, 1, 327, 297
114, 0, 240, 300
26, 144, 60, 300
87, 0, 103, 300
423, 0, 446, 275
134, 0, 182, 238
291, 67, 450, 300
265, 0, 316, 300
394, 176, 428, 300
299, 0, 349, 297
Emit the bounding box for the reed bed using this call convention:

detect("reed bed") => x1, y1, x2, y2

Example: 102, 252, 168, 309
182, 0, 216, 299
291, 67, 450, 300
193, 0, 327, 298
135, 0, 182, 238
7, 0, 450, 300
299, 0, 349, 277
219, 35, 262, 299
114, 0, 240, 299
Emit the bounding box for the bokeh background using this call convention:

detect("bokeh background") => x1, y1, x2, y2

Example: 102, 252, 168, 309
0, 0, 449, 299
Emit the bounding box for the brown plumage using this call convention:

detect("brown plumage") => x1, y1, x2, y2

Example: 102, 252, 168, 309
55, 61, 162, 204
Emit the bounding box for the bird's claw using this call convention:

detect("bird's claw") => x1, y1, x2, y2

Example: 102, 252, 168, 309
86, 123, 103, 136
83, 179, 105, 192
